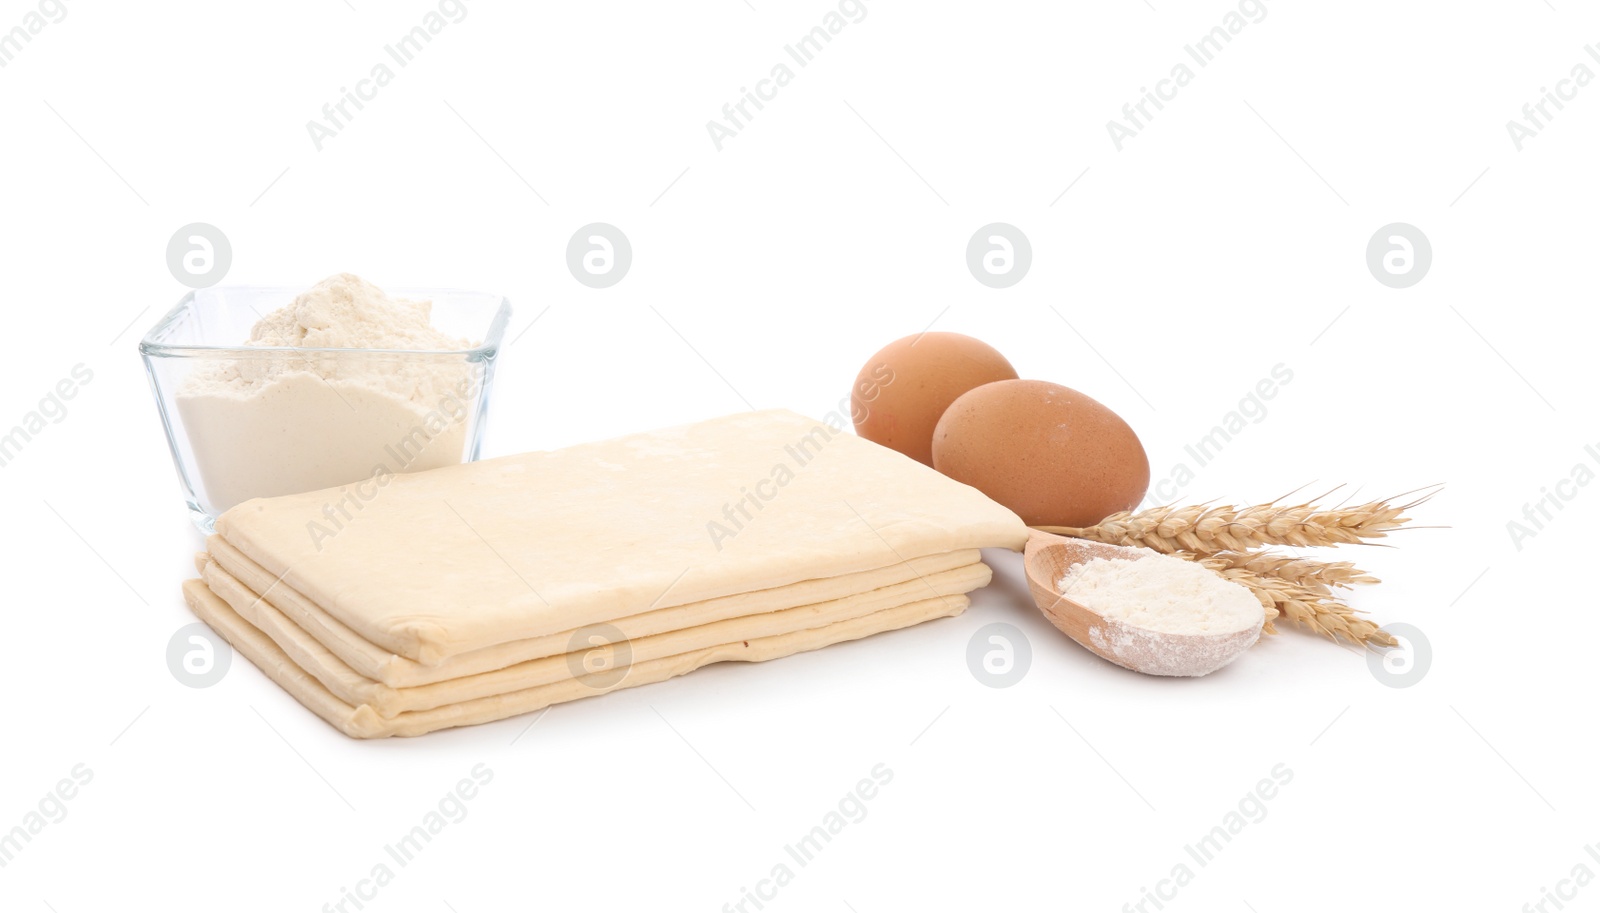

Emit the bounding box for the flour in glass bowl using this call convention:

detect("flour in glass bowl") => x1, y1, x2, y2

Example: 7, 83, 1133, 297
177, 274, 479, 513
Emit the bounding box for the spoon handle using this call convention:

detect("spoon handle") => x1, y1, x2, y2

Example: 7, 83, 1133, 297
1030, 525, 1091, 538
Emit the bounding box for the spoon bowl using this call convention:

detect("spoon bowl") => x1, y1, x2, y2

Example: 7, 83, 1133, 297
1023, 530, 1262, 677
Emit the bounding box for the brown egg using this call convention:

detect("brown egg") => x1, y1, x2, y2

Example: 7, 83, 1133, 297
932, 380, 1150, 527
851, 332, 1017, 466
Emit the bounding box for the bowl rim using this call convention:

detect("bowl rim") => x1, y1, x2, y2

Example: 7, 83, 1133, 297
138, 287, 513, 359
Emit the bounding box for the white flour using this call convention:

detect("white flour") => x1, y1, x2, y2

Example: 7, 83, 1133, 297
1058, 553, 1262, 635
178, 274, 476, 513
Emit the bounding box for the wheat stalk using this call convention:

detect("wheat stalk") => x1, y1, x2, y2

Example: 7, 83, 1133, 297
1038, 489, 1432, 556
1189, 550, 1380, 590
1185, 555, 1394, 646
1274, 593, 1396, 646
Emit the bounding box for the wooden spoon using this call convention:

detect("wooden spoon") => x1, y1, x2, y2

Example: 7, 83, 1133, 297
1022, 530, 1261, 677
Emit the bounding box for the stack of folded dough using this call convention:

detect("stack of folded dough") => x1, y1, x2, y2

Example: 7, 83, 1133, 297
183, 410, 1028, 738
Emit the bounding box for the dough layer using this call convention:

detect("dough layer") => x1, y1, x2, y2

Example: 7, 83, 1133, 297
200, 554, 989, 717
183, 579, 970, 739
206, 534, 983, 686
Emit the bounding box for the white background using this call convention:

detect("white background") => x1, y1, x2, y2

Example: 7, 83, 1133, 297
2, 1, 1596, 910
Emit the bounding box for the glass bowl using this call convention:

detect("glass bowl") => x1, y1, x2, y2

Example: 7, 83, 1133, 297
140, 286, 511, 532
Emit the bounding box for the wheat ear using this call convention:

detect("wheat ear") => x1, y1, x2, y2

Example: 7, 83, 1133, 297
1186, 556, 1395, 646
1190, 550, 1380, 590
1038, 490, 1431, 556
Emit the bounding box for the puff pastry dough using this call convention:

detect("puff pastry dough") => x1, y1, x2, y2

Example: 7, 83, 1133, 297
214, 410, 1027, 662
